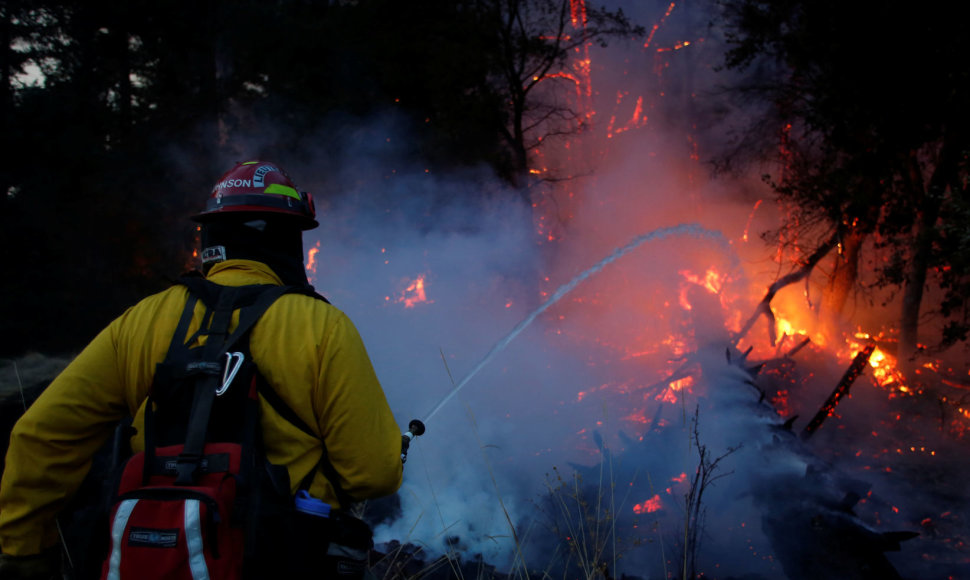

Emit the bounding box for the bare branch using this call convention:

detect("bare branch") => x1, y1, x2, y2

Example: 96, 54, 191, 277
733, 231, 840, 345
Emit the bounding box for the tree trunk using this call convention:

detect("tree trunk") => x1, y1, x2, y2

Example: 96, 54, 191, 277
898, 140, 961, 376
898, 199, 938, 376
821, 227, 866, 331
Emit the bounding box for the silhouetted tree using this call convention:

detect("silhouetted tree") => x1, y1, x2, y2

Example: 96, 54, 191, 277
716, 0, 970, 371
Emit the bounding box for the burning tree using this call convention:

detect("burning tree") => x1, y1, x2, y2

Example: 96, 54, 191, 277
478, 0, 643, 192
713, 0, 970, 375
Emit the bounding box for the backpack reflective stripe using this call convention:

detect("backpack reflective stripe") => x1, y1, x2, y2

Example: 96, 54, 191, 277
106, 499, 139, 580
184, 499, 210, 580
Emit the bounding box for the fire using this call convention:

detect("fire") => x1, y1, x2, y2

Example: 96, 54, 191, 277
655, 376, 694, 404
393, 274, 432, 308
643, 3, 677, 50
678, 267, 733, 313
633, 494, 663, 514
570, 0, 586, 27
680, 268, 724, 295
657, 40, 692, 53
622, 409, 649, 424
305, 241, 321, 276
843, 332, 904, 390
607, 95, 647, 139
548, 0, 970, 470
742, 200, 763, 243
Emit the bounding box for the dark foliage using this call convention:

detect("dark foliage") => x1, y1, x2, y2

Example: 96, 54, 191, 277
715, 0, 970, 362
0, 0, 638, 357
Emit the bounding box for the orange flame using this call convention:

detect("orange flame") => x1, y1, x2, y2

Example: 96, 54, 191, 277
656, 376, 694, 404
742, 199, 763, 243
607, 95, 647, 138
643, 2, 677, 50
633, 494, 663, 514
394, 274, 432, 308
678, 268, 727, 311
305, 241, 321, 275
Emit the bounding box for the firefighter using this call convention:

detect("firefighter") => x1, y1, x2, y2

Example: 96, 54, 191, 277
0, 161, 404, 578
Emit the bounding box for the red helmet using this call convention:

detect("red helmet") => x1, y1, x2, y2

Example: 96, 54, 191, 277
193, 161, 318, 230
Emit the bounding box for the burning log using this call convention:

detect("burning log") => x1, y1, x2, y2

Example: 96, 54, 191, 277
800, 344, 875, 440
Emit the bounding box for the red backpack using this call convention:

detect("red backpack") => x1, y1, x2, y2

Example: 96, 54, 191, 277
100, 277, 372, 580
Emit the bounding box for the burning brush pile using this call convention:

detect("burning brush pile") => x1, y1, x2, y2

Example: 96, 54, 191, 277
341, 201, 970, 580
528, 260, 970, 579
522, 250, 970, 579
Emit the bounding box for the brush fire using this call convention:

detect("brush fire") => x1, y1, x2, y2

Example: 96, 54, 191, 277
2, 1, 968, 579
349, 2, 969, 578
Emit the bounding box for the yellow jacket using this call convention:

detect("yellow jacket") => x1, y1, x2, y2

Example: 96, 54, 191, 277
0, 260, 403, 556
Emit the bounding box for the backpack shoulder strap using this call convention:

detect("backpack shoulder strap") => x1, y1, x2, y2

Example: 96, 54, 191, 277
174, 277, 350, 504
171, 283, 246, 483
256, 380, 354, 508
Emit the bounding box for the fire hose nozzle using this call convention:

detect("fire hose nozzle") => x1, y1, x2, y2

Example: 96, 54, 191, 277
408, 419, 426, 437
401, 419, 426, 464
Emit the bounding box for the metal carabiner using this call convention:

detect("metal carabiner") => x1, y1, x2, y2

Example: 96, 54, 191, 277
216, 352, 245, 396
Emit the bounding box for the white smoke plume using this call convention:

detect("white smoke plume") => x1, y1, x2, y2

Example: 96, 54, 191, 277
286, 103, 787, 573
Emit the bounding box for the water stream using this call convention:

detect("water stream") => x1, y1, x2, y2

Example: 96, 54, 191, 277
423, 223, 730, 422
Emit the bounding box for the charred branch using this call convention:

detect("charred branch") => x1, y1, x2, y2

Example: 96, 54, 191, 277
786, 336, 812, 357
800, 344, 875, 440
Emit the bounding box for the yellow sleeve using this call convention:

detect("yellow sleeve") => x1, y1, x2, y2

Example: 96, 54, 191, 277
0, 319, 130, 556
313, 312, 403, 503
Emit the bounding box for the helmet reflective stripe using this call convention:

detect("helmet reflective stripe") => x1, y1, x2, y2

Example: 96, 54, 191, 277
264, 182, 301, 199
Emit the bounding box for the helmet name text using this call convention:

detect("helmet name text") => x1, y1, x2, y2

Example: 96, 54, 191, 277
215, 179, 252, 190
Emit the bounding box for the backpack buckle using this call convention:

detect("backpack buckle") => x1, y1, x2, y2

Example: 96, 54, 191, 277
174, 454, 201, 485
186, 361, 222, 375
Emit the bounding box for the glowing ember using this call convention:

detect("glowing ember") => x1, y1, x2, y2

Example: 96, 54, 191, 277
643, 2, 677, 50
622, 409, 649, 424
742, 199, 763, 243
607, 94, 647, 138
570, 0, 586, 27
843, 332, 904, 390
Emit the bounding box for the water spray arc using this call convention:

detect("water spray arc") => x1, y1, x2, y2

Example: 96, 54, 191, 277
421, 223, 731, 424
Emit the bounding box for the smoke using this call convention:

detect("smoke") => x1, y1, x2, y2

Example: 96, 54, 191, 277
268, 3, 968, 576
7, 1, 962, 576
251, 2, 791, 572
282, 109, 787, 575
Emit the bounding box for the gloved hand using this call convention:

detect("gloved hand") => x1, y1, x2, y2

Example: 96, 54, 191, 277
0, 549, 59, 580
